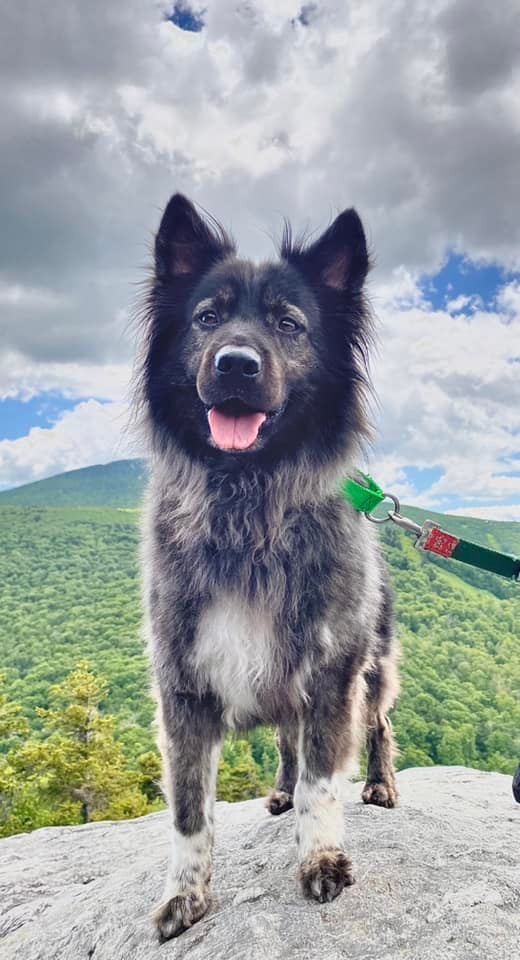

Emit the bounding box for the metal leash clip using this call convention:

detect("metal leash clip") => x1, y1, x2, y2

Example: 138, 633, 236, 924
364, 492, 423, 537
344, 473, 520, 581
364, 489, 520, 580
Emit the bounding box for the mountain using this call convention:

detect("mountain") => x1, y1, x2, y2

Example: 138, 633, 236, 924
1, 459, 518, 556
0, 459, 148, 508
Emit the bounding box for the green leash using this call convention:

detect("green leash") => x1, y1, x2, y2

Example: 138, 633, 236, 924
343, 472, 520, 583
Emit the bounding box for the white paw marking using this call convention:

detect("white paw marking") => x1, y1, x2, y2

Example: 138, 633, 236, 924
294, 775, 345, 860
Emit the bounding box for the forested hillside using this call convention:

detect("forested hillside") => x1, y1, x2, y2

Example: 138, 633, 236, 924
0, 462, 519, 837
0, 460, 147, 508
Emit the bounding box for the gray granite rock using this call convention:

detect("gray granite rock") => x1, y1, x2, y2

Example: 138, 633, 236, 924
1, 767, 519, 959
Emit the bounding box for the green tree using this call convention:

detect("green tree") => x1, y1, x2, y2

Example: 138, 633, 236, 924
0, 676, 30, 834
217, 739, 264, 802
1, 499, 520, 821
2, 662, 151, 836
137, 750, 163, 803
0, 673, 29, 743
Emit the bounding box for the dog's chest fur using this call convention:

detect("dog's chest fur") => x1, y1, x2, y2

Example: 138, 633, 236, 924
145, 464, 381, 726
192, 595, 274, 726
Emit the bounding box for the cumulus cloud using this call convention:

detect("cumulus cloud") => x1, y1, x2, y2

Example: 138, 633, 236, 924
1, 0, 519, 514
369, 277, 520, 507
0, 400, 138, 490
0, 351, 130, 403
448, 504, 520, 522
1, 0, 520, 367
3, 270, 518, 512
446, 294, 482, 314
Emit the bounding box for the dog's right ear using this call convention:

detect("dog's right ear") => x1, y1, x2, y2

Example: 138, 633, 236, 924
154, 194, 234, 282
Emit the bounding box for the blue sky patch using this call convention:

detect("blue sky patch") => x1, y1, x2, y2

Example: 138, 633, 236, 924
0, 395, 86, 441
420, 252, 518, 311
405, 466, 444, 493
166, 3, 204, 32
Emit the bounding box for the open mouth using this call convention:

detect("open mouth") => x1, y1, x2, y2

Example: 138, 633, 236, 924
207, 398, 273, 452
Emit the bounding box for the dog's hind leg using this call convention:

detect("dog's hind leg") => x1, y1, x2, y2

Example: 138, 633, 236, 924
362, 607, 400, 809
153, 691, 223, 942
362, 698, 399, 808
266, 719, 298, 815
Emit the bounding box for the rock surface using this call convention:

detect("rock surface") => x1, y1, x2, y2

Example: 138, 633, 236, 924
1, 767, 519, 959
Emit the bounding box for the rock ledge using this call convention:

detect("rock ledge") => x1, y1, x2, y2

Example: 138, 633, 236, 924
1, 767, 519, 959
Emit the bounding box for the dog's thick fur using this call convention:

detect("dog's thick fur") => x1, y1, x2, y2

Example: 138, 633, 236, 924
136, 194, 400, 941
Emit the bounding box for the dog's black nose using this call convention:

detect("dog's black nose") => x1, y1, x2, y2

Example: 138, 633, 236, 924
214, 346, 262, 379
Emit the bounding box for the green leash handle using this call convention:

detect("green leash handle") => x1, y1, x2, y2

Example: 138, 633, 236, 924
343, 472, 520, 583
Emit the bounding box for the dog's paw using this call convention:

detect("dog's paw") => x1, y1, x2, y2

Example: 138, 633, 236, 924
362, 780, 398, 808
299, 849, 354, 903
153, 889, 210, 942
266, 789, 293, 816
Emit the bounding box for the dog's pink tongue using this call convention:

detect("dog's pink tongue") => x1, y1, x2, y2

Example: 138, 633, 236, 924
208, 407, 267, 451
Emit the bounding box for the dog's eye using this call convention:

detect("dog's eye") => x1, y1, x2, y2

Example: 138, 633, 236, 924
198, 311, 219, 327
278, 316, 300, 333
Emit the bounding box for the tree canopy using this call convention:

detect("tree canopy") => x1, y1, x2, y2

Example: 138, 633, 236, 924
0, 499, 518, 837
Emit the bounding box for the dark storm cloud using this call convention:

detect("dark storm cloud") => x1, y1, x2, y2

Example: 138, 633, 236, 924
0, 0, 519, 367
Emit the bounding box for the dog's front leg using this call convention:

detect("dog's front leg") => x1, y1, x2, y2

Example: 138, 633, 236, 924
153, 691, 223, 942
294, 668, 361, 903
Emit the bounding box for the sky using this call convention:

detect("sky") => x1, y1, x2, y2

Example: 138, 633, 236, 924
1, 0, 519, 520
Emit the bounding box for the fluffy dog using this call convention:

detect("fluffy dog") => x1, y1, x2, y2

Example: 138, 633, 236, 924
136, 194, 399, 941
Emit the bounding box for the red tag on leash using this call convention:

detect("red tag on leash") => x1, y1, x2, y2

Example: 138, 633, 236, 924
422, 526, 460, 558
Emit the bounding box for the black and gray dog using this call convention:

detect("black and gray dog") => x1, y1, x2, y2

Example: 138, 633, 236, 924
136, 193, 400, 941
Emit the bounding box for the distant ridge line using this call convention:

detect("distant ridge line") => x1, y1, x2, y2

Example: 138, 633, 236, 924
0, 460, 517, 552
0, 459, 148, 508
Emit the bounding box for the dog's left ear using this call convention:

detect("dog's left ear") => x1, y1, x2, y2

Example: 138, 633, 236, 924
284, 209, 369, 294
154, 193, 234, 283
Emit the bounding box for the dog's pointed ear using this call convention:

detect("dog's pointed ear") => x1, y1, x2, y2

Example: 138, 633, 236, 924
284, 209, 369, 294
154, 193, 234, 282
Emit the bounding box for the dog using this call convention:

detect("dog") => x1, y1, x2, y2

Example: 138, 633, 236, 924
136, 193, 400, 941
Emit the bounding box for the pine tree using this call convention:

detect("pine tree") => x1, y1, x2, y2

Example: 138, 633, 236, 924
3, 662, 150, 836
137, 750, 163, 803
217, 739, 264, 802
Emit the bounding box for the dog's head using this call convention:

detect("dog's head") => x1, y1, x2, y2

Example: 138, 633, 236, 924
141, 194, 372, 468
